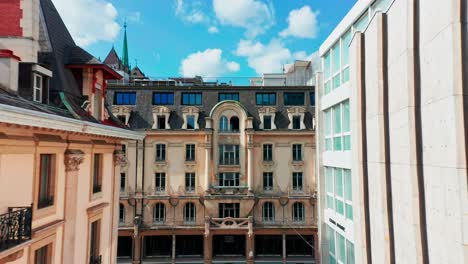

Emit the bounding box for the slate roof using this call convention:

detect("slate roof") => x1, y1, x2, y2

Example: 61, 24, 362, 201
103, 47, 122, 66
106, 85, 315, 131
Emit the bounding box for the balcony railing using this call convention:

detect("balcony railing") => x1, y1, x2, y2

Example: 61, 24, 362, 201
0, 207, 32, 252
89, 255, 102, 264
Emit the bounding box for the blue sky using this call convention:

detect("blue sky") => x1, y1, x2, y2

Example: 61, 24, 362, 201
53, 0, 356, 80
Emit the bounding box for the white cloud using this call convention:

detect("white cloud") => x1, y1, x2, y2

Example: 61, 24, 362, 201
280, 6, 319, 39
208, 26, 219, 34
213, 0, 275, 38
175, 0, 209, 24
180, 49, 240, 77
52, 0, 120, 46
235, 39, 314, 74
127, 11, 141, 24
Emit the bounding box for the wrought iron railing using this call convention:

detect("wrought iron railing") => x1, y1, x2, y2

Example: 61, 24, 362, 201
0, 207, 32, 252
89, 255, 102, 264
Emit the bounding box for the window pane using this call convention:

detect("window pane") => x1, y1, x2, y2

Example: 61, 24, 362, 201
333, 105, 342, 133
346, 204, 353, 220
256, 93, 276, 105
347, 240, 355, 264
343, 100, 350, 132
327, 226, 335, 254
344, 169, 352, 200
342, 30, 352, 67
284, 92, 305, 105
335, 169, 343, 197
332, 42, 341, 75
337, 233, 346, 262
324, 52, 331, 80
354, 12, 369, 32
115, 92, 136, 105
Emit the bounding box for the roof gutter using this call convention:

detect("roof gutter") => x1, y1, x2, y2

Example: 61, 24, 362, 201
0, 103, 144, 140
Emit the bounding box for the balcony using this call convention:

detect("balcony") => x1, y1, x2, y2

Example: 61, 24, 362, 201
209, 185, 248, 195
0, 207, 32, 252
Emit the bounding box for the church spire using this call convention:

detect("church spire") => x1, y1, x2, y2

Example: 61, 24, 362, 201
122, 21, 129, 71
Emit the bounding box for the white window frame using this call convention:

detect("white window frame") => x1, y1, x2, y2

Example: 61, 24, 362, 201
153, 203, 166, 224
263, 172, 273, 191
292, 172, 303, 191
262, 202, 275, 223
155, 172, 166, 192
185, 172, 196, 192
218, 172, 240, 187
33, 73, 42, 103
184, 203, 196, 223
219, 144, 239, 165
292, 202, 304, 223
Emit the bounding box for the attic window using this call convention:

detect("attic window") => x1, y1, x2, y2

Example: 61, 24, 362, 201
33, 74, 42, 103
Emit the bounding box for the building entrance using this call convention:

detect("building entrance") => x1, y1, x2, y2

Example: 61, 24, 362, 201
213, 235, 246, 257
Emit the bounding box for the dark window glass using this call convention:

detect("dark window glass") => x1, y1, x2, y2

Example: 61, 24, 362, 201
262, 202, 275, 222
155, 173, 166, 191
187, 115, 195, 129
219, 203, 240, 218
256, 93, 276, 105
119, 203, 125, 223
185, 173, 196, 192
184, 203, 196, 223
35, 244, 51, 264
185, 144, 195, 161
292, 202, 304, 222
310, 92, 315, 106
153, 203, 166, 223
157, 116, 166, 129
263, 115, 272, 129
293, 172, 303, 191
38, 154, 55, 208
218, 172, 240, 187
90, 220, 101, 259
230, 116, 239, 131
292, 116, 301, 129
156, 144, 166, 161
153, 92, 174, 105
182, 93, 202, 105
263, 144, 273, 161
219, 145, 240, 165
219, 93, 239, 102
115, 92, 136, 105
292, 144, 302, 161
92, 154, 102, 193
120, 173, 126, 191
284, 92, 305, 105
263, 172, 273, 191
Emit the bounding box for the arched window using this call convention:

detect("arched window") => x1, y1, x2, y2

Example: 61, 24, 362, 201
292, 202, 304, 223
220, 116, 229, 131
184, 202, 196, 223
153, 203, 165, 223
262, 202, 275, 223
119, 203, 125, 224
230, 116, 239, 131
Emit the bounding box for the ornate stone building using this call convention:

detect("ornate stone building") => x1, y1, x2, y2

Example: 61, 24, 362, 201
0, 0, 143, 263
106, 84, 318, 263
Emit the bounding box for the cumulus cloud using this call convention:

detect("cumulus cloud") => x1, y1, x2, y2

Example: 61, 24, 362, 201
180, 49, 240, 77
235, 39, 314, 74
208, 26, 219, 33
280, 6, 319, 39
213, 0, 275, 38
175, 0, 209, 24
52, 0, 120, 46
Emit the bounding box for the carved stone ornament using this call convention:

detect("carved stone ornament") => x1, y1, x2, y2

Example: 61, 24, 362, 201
114, 150, 127, 167
64, 149, 85, 172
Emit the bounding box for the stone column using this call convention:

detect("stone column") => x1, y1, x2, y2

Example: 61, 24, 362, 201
314, 233, 320, 264
112, 150, 127, 264
204, 234, 212, 264
62, 149, 84, 264
172, 234, 176, 264
204, 133, 212, 192
246, 233, 254, 264
246, 132, 254, 192
133, 234, 142, 264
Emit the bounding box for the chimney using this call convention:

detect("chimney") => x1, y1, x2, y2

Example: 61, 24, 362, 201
0, 49, 21, 93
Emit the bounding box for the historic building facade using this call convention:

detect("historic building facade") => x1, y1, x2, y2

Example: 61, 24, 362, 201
0, 0, 143, 264
316, 0, 468, 263
107, 85, 318, 263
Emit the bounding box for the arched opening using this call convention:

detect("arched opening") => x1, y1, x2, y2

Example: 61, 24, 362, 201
230, 116, 239, 131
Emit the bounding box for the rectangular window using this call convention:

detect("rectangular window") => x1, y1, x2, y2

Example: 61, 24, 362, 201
256, 93, 276, 105
324, 52, 332, 95
38, 154, 55, 209
335, 169, 344, 215
120, 173, 126, 191
333, 104, 342, 151
219, 145, 240, 165
347, 240, 355, 264
182, 92, 202, 105
219, 92, 239, 102
343, 100, 351, 150
263, 115, 272, 130
35, 244, 51, 264
92, 154, 103, 194
114, 92, 136, 105
185, 173, 195, 192
324, 109, 333, 151
292, 172, 303, 191
310, 92, 315, 106
337, 233, 346, 263
344, 169, 353, 220
219, 203, 240, 218
186, 144, 196, 161
153, 92, 174, 105
155, 144, 166, 161
325, 100, 350, 152
292, 115, 301, 130
33, 74, 42, 103
332, 42, 341, 89
218, 172, 240, 187
186, 115, 195, 129
292, 144, 302, 161
157, 116, 166, 129
90, 220, 101, 260
342, 29, 352, 83
325, 167, 352, 219
263, 172, 273, 191
263, 144, 273, 161
155, 173, 166, 192
284, 92, 305, 105
325, 167, 334, 210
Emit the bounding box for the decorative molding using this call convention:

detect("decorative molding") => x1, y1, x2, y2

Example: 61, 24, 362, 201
152, 106, 171, 129
182, 106, 200, 130
111, 105, 134, 125
258, 106, 277, 130
287, 106, 307, 130
113, 150, 127, 167
64, 149, 84, 172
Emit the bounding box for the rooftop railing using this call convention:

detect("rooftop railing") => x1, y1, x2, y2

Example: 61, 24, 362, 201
0, 206, 32, 252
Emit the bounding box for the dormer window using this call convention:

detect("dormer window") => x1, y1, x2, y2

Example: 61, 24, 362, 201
117, 115, 126, 123
292, 116, 301, 130
33, 74, 42, 102
152, 106, 171, 129
182, 107, 200, 130
230, 116, 239, 131
258, 107, 277, 130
